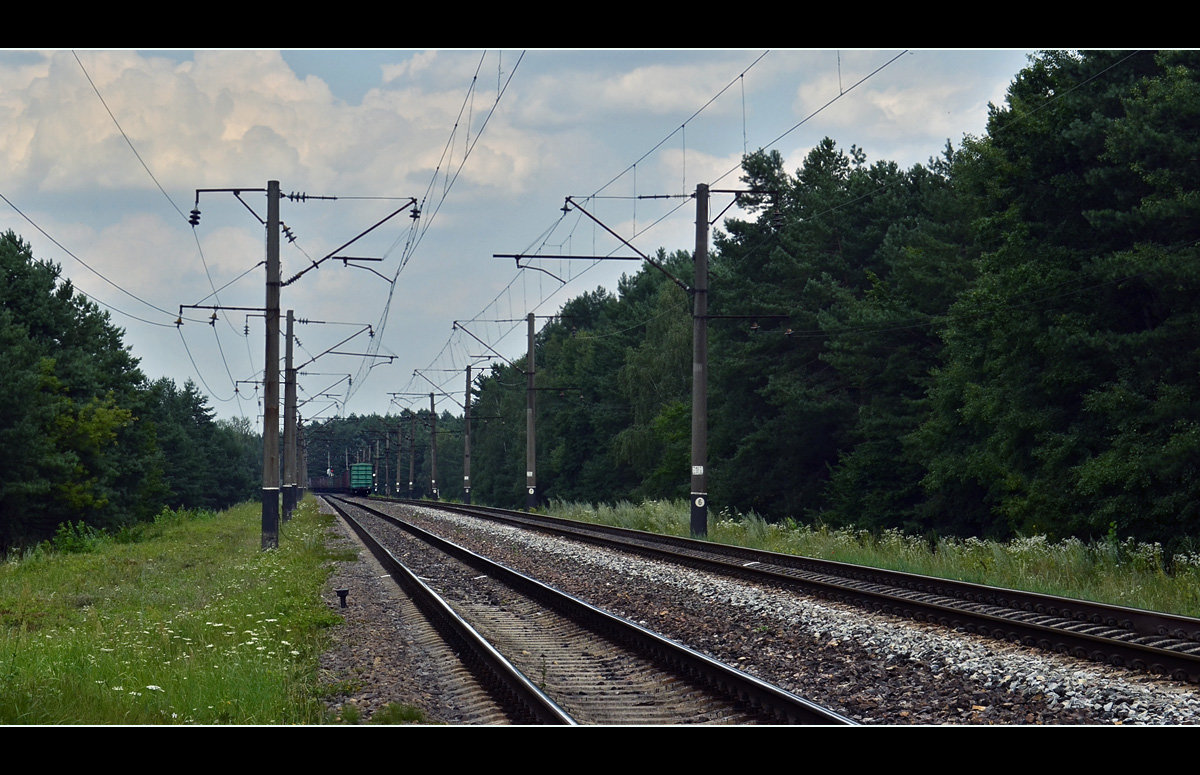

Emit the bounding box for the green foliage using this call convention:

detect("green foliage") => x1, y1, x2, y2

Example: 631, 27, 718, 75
915, 50, 1200, 543
140, 379, 259, 511
703, 138, 973, 526
48, 520, 107, 554
0, 231, 263, 550
0, 231, 145, 548
369, 702, 428, 724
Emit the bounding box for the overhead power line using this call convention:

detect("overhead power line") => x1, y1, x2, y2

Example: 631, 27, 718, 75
0, 191, 177, 327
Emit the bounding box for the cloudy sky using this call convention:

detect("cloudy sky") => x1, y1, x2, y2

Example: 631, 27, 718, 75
0, 48, 1035, 426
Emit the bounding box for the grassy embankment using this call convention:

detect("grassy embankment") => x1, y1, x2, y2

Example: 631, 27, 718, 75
545, 499, 1200, 619
0, 497, 358, 725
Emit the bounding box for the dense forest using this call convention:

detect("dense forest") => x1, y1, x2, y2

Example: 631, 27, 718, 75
326, 51, 1198, 550
0, 231, 260, 550
7, 51, 1198, 553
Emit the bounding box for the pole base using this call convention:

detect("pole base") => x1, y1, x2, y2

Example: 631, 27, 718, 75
261, 488, 280, 550
690, 493, 708, 538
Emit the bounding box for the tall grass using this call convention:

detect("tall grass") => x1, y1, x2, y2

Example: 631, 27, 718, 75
0, 498, 350, 724
545, 499, 1200, 619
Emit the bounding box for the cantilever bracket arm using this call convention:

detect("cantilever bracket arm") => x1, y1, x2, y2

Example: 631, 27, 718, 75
412, 369, 466, 410
511, 256, 566, 283
560, 196, 692, 294
296, 324, 376, 370
281, 198, 417, 287
452, 321, 519, 370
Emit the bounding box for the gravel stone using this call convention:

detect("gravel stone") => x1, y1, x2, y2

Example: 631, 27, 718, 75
318, 499, 1200, 725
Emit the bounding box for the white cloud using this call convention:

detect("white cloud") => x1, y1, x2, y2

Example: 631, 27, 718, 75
380, 50, 440, 84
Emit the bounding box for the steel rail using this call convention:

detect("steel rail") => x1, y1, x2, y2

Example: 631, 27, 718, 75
324, 497, 577, 724
333, 496, 856, 725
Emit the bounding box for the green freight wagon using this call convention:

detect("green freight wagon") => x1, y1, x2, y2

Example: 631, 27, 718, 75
350, 462, 374, 496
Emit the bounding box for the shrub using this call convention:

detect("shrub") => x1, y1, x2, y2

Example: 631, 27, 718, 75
49, 521, 106, 554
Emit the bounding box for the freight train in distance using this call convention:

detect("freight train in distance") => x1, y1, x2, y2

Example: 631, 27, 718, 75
309, 462, 374, 496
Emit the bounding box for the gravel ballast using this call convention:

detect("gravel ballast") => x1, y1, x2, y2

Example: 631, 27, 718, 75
318, 499, 1200, 725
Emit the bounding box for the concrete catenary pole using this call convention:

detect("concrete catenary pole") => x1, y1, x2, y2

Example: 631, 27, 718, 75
262, 180, 281, 549
429, 392, 439, 500
298, 418, 307, 497
690, 183, 710, 538
526, 312, 537, 510
408, 412, 416, 498
463, 364, 473, 504
283, 309, 297, 521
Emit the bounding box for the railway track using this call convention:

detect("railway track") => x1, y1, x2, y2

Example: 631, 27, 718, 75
373, 497, 1200, 685
322, 495, 855, 725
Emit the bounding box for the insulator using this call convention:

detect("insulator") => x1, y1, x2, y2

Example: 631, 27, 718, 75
188, 208, 201, 227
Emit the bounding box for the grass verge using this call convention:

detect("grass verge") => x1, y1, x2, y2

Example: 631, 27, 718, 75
0, 496, 352, 724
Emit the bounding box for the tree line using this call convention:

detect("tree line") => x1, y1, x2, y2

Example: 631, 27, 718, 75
0, 231, 260, 551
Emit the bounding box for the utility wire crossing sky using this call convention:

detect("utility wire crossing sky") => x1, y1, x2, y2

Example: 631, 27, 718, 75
0, 48, 1035, 424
